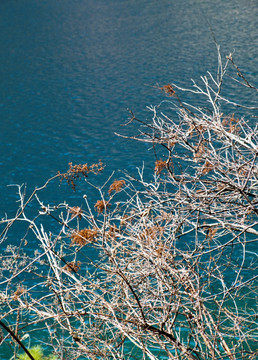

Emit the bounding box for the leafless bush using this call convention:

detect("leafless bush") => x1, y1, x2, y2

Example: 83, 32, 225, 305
0, 49, 257, 360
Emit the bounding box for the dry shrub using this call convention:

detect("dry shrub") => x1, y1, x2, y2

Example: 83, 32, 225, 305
155, 243, 164, 258
70, 228, 98, 247
155, 160, 167, 175
94, 200, 110, 214
206, 227, 218, 240
194, 142, 206, 159
222, 114, 240, 134
139, 226, 164, 245
69, 206, 83, 220
222, 118, 229, 127
160, 84, 176, 96
63, 261, 81, 273
58, 161, 104, 190
238, 166, 249, 178
156, 210, 174, 222
196, 125, 206, 134
108, 180, 126, 195
107, 224, 120, 239
12, 287, 26, 301
120, 210, 137, 226
188, 124, 206, 137
229, 115, 240, 134
201, 160, 214, 175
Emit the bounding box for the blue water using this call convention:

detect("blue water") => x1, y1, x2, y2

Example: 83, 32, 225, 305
0, 0, 257, 358
1, 0, 257, 209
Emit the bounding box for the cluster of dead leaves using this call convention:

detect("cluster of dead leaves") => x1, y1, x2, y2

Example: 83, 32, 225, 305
70, 228, 98, 247
94, 200, 110, 214
108, 180, 126, 195
155, 160, 167, 175
222, 114, 240, 134
69, 206, 83, 220
12, 287, 26, 301
63, 261, 81, 273
160, 84, 176, 97
58, 161, 104, 190
201, 160, 214, 175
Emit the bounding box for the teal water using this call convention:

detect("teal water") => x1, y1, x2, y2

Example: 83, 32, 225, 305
0, 0, 257, 358
0, 0, 257, 207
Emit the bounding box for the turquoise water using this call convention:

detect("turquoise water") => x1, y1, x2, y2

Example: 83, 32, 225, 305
0, 0, 257, 358
0, 0, 257, 206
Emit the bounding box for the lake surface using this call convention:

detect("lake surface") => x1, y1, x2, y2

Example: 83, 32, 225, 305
0, 0, 257, 358
0, 0, 257, 210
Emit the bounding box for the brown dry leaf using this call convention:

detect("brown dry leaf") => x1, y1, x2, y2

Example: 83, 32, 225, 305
188, 124, 195, 138
201, 160, 214, 175
94, 200, 110, 214
155, 160, 167, 175
139, 226, 164, 245
12, 287, 26, 301
197, 125, 206, 134
63, 261, 81, 273
58, 161, 104, 190
89, 161, 104, 174
207, 227, 217, 240
238, 167, 248, 177
156, 243, 164, 258
229, 124, 240, 134
160, 84, 176, 97
70, 206, 83, 220
108, 180, 126, 195
222, 118, 229, 127
107, 224, 120, 239
70, 228, 98, 246
194, 143, 206, 159
222, 114, 240, 134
